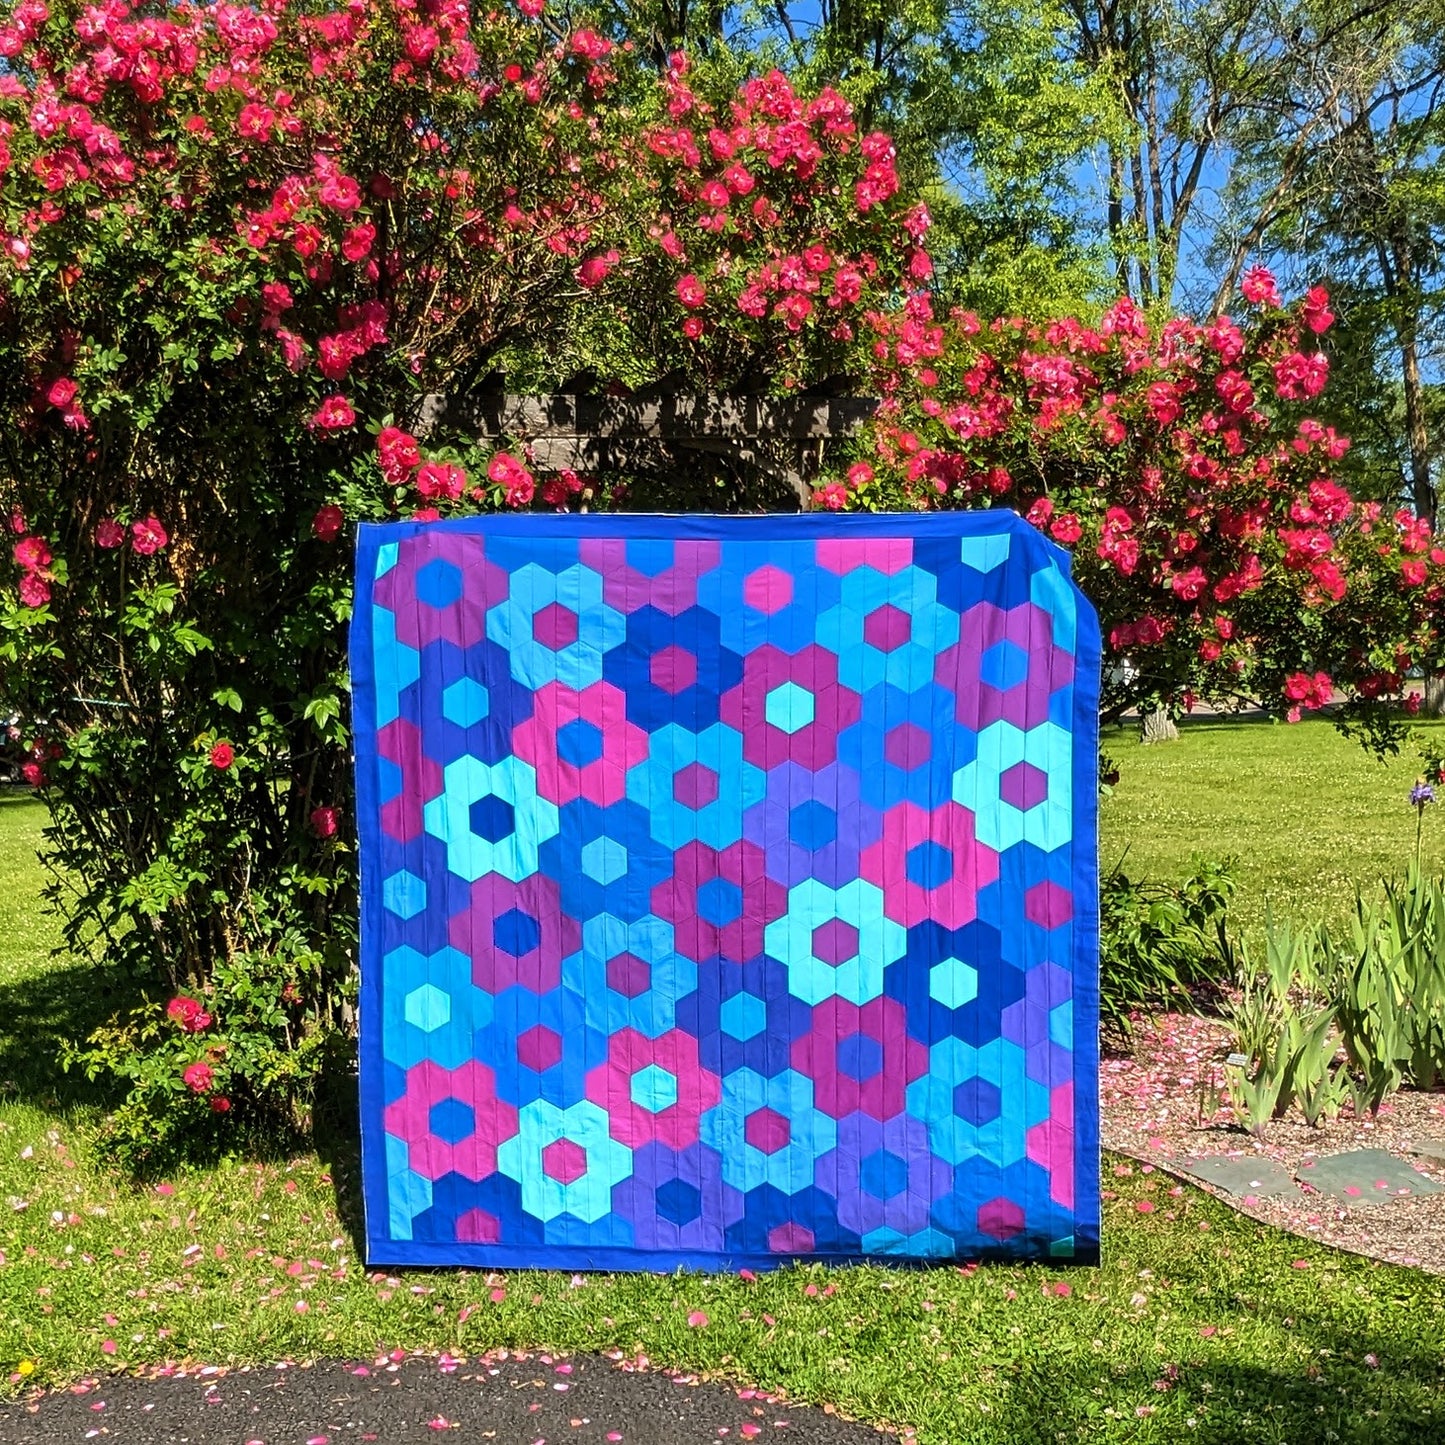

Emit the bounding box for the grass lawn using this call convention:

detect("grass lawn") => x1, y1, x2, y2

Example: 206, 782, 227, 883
1100, 714, 1445, 939
4, 722, 1445, 1444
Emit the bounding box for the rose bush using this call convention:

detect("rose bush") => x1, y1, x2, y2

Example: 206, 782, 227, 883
827, 276, 1445, 738
0, 0, 926, 1164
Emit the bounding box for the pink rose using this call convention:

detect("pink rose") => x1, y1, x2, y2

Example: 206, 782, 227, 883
130, 517, 169, 555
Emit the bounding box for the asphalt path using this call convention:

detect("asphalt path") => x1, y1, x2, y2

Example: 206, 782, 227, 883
0, 1354, 888, 1445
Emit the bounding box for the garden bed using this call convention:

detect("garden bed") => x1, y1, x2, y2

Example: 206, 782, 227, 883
1103, 1010, 1445, 1271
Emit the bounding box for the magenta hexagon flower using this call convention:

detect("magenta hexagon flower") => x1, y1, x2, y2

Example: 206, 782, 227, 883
373, 531, 510, 650
579, 536, 721, 616
584, 1027, 722, 1150
933, 600, 1075, 731
449, 871, 581, 993
651, 840, 788, 963
512, 680, 650, 807
383, 1058, 518, 1182
858, 801, 1000, 928
718, 644, 861, 770
789, 995, 929, 1121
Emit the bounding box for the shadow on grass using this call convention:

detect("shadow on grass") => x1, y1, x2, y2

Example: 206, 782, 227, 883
0, 943, 368, 1230
966, 1354, 1444, 1445
0, 955, 136, 1112
314, 1063, 366, 1250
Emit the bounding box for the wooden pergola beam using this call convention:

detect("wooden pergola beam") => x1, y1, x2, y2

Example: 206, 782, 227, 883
415, 393, 878, 443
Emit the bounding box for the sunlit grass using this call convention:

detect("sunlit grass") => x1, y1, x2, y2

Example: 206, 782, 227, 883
1099, 715, 1445, 939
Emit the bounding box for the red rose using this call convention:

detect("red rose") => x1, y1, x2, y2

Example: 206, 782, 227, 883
312, 505, 345, 542
17, 573, 50, 608
310, 394, 356, 430
130, 517, 169, 555
183, 1062, 214, 1094
13, 536, 51, 571
46, 377, 77, 408
310, 805, 339, 838
210, 1095, 232, 1113
95, 519, 125, 548
210, 741, 234, 769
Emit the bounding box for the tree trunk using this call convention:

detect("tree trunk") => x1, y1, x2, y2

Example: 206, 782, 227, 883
1140, 707, 1179, 744
1390, 216, 1435, 523
1423, 676, 1445, 718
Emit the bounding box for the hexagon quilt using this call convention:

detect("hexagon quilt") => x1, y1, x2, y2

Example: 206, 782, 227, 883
353, 511, 1100, 1269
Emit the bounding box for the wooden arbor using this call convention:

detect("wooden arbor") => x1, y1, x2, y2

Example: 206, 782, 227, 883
415, 391, 879, 509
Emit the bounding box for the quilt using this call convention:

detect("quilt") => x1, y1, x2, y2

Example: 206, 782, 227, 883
352, 510, 1101, 1269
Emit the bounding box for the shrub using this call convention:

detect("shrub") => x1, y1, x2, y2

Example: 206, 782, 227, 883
1098, 856, 1236, 1038
0, 2, 929, 1165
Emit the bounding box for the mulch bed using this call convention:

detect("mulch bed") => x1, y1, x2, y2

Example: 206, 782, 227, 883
1102, 1010, 1445, 1271
0, 1353, 889, 1445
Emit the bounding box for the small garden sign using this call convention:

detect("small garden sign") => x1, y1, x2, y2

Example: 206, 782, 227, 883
351, 510, 1101, 1269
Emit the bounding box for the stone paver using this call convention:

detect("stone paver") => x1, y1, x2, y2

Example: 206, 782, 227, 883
1294, 1147, 1444, 1205
1174, 1155, 1297, 1201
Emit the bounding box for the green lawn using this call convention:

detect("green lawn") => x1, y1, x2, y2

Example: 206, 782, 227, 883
1100, 715, 1445, 939
4, 727, 1445, 1443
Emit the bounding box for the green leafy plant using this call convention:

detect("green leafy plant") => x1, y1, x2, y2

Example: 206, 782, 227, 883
1221, 912, 1349, 1135
1098, 855, 1236, 1037
1322, 867, 1445, 1112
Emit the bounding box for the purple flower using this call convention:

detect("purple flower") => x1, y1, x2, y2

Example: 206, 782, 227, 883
1411, 781, 1436, 809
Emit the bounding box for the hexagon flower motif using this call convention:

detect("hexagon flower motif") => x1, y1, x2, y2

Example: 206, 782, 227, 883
652, 840, 788, 964
408, 635, 539, 772
512, 679, 650, 807
485, 561, 627, 691
741, 759, 883, 889
423, 753, 559, 882
447, 871, 580, 994
600, 600, 746, 734
905, 1035, 1048, 1169
562, 912, 697, 1038
858, 801, 1000, 928
540, 797, 675, 925
699, 1067, 838, 1195
584, 1028, 722, 1149
815, 564, 961, 694
382, 944, 494, 1071
764, 877, 906, 1006
951, 719, 1073, 853
624, 721, 766, 851
496, 1098, 633, 1224
819, 1111, 951, 1236
608, 1140, 739, 1253
934, 600, 1075, 732
718, 644, 862, 771
837, 680, 961, 812
384, 1059, 519, 1183
694, 548, 844, 655
373, 531, 510, 651
790, 995, 929, 1120
580, 536, 721, 617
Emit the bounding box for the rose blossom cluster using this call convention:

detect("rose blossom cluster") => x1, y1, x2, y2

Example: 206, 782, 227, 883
838, 272, 1445, 718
